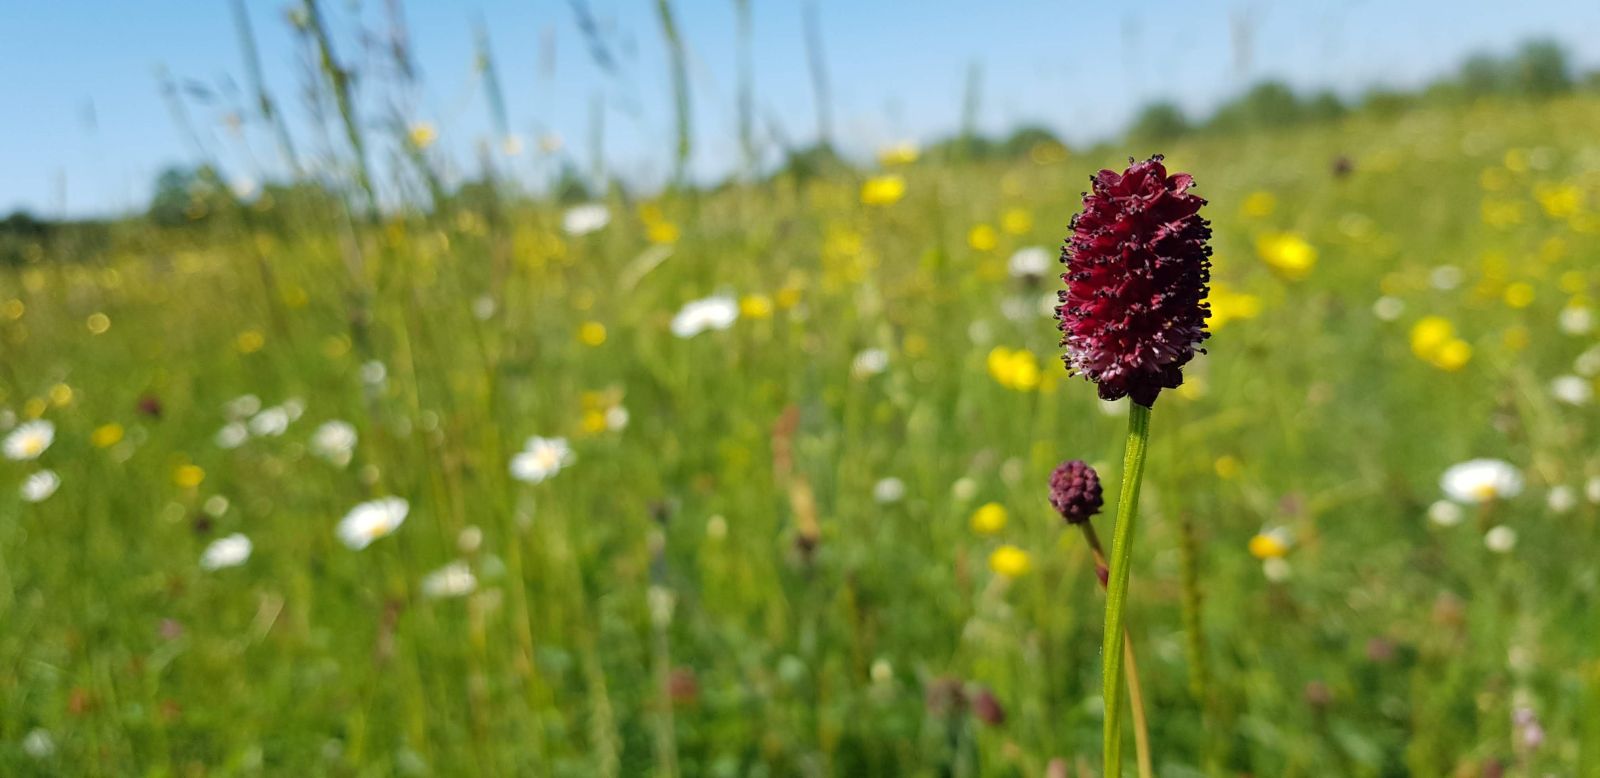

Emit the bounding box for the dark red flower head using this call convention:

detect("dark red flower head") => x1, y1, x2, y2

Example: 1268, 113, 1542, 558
1056, 155, 1211, 406
1049, 459, 1103, 525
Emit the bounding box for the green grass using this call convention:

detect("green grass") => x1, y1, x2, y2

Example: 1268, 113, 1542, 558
3, 94, 1600, 776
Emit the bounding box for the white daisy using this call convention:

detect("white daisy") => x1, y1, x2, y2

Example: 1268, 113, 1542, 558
249, 406, 291, 437
360, 361, 388, 388
311, 420, 358, 467
873, 477, 906, 504
1440, 459, 1523, 503
200, 533, 253, 570
1372, 296, 1405, 322
670, 296, 739, 338
1550, 375, 1593, 406
336, 497, 410, 550
1007, 246, 1052, 279
1427, 499, 1464, 527
3, 420, 54, 461
421, 561, 477, 598
852, 348, 889, 379
20, 470, 59, 502
562, 203, 611, 236
215, 422, 249, 449
1484, 525, 1517, 553
1548, 486, 1577, 514
511, 436, 573, 484
1559, 306, 1594, 336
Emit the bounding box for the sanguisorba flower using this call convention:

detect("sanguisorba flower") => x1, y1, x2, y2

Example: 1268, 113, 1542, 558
1056, 156, 1211, 406
4, 420, 55, 461
1048, 460, 1103, 525
1440, 458, 1522, 503
510, 436, 574, 484
337, 497, 410, 550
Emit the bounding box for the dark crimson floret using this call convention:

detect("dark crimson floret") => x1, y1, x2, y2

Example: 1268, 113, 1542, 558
1056, 155, 1211, 406
1049, 459, 1103, 525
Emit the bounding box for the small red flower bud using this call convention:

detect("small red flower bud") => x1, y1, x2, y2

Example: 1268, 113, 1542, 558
1056, 155, 1212, 406
1049, 460, 1103, 525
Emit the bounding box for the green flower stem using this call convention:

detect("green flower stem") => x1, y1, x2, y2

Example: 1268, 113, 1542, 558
1103, 401, 1153, 778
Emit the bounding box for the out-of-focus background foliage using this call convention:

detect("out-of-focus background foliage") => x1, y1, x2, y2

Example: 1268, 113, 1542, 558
3, 2, 1600, 775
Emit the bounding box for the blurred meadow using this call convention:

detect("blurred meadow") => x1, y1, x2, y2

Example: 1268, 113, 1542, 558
4, 3, 1600, 776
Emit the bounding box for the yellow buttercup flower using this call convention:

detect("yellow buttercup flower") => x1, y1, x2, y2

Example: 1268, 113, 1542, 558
646, 220, 680, 245
860, 175, 906, 206
1503, 282, 1535, 309
986, 347, 1041, 391
739, 294, 774, 320
1410, 316, 1472, 371
578, 321, 607, 347
1000, 208, 1033, 235
408, 122, 438, 149
1207, 283, 1262, 331
1256, 233, 1316, 280
91, 423, 124, 448
1248, 530, 1290, 560
988, 545, 1031, 579
236, 330, 265, 354
1214, 455, 1241, 480
970, 502, 1008, 536
174, 464, 205, 489
877, 143, 919, 167
1241, 191, 1277, 218
967, 224, 999, 252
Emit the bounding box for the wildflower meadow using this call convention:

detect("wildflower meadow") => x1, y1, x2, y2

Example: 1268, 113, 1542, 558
4, 4, 1600, 776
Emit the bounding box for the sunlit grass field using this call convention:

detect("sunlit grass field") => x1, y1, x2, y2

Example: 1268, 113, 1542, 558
4, 94, 1600, 776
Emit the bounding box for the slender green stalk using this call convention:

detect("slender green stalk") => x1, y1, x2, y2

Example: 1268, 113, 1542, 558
1080, 523, 1154, 778
653, 0, 691, 188
1103, 402, 1153, 778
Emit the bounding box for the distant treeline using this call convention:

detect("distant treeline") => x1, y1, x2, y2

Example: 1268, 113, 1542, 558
1, 38, 1595, 260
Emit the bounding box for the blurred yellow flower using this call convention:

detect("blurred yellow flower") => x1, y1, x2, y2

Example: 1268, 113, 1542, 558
1480, 199, 1525, 228
578, 321, 607, 347
23, 398, 47, 419
970, 502, 1007, 535
1207, 283, 1262, 331
986, 347, 1041, 391
49, 383, 73, 408
967, 224, 999, 252
1256, 233, 1316, 280
646, 220, 680, 245
1241, 191, 1277, 218
1503, 282, 1535, 309
86, 312, 110, 334
2, 299, 23, 320
1430, 339, 1472, 371
877, 142, 919, 167
739, 294, 774, 319
1000, 208, 1033, 235
236, 330, 265, 354
988, 545, 1031, 579
1560, 271, 1587, 295
91, 423, 124, 448
581, 409, 608, 435
860, 175, 906, 206
408, 122, 438, 149
1248, 530, 1290, 560
1409, 316, 1455, 357
776, 286, 804, 310
1214, 455, 1241, 480
174, 464, 205, 489
1504, 148, 1528, 173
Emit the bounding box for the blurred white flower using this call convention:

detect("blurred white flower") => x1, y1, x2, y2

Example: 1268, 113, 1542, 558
1429, 265, 1463, 291
337, 497, 409, 550
225, 394, 261, 419
1559, 306, 1594, 336
1484, 525, 1517, 553
215, 422, 248, 449
510, 436, 574, 484
200, 533, 252, 570
312, 420, 358, 467
472, 295, 496, 321
562, 203, 611, 236
20, 469, 59, 502
457, 525, 483, 554
1427, 499, 1464, 527
604, 406, 630, 432
360, 361, 388, 388
3, 420, 54, 461
670, 296, 739, 338
1373, 296, 1405, 321
421, 561, 477, 598
950, 477, 978, 503
873, 477, 906, 504
249, 406, 291, 437
1550, 375, 1593, 406
203, 495, 230, 517
22, 728, 54, 759
870, 658, 893, 685
1440, 459, 1522, 503
282, 398, 305, 422
1577, 346, 1600, 377
1548, 485, 1577, 514
1262, 557, 1292, 582
706, 514, 728, 540
852, 348, 889, 379
1007, 246, 1052, 279
1587, 476, 1600, 504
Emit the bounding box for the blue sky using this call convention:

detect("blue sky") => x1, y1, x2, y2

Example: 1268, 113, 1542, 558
3, 0, 1598, 218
